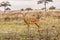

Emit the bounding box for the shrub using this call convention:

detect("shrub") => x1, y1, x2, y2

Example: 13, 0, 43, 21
49, 6, 56, 10
4, 17, 10, 21
25, 8, 33, 10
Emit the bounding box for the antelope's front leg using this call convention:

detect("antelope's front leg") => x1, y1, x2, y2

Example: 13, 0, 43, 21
35, 23, 41, 32
27, 24, 30, 32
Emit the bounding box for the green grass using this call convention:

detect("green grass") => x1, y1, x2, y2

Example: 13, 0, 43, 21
0, 21, 60, 33
0, 22, 60, 40
0, 10, 60, 40
0, 19, 60, 40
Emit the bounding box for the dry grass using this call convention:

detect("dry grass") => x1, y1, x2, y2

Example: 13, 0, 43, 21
0, 10, 60, 40
0, 10, 60, 32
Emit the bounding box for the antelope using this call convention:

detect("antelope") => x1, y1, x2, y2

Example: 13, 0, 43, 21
20, 12, 41, 32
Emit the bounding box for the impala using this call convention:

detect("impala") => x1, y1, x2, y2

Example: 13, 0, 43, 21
20, 12, 41, 32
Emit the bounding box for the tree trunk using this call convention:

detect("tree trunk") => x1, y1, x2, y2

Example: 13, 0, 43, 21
4, 6, 6, 13
44, 0, 47, 14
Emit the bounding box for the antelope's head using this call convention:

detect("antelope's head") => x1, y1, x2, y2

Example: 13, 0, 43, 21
20, 12, 28, 18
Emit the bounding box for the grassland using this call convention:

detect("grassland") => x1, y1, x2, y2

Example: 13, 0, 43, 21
0, 10, 60, 40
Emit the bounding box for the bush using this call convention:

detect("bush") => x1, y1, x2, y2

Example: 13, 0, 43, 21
49, 6, 56, 10
25, 8, 33, 10
21, 9, 24, 11
57, 16, 60, 19
4, 17, 10, 21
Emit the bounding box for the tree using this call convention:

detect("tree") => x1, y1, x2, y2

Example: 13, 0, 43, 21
41, 7, 45, 10
49, 6, 56, 10
0, 1, 11, 12
20, 9, 24, 11
25, 8, 33, 10
5, 7, 11, 11
37, 0, 53, 13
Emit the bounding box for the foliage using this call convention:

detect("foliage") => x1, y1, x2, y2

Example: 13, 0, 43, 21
0, 1, 11, 7
49, 6, 56, 10
37, 0, 53, 12
21, 9, 24, 11
4, 17, 10, 21
5, 7, 11, 10
25, 8, 33, 10
0, 1, 11, 12
37, 0, 53, 4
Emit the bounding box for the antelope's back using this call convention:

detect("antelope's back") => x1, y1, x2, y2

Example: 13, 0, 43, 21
25, 18, 40, 24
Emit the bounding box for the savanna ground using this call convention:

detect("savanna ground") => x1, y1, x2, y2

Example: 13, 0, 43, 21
0, 10, 60, 40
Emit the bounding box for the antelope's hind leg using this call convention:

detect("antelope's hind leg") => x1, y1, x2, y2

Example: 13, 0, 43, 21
35, 23, 41, 32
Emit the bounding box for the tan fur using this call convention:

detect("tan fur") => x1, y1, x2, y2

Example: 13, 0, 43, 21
20, 13, 41, 32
